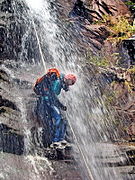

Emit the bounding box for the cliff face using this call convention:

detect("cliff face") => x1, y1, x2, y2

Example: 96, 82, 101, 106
1, 0, 130, 61
0, 0, 20, 60
57, 0, 130, 54
57, 0, 129, 19
59, 0, 135, 139
0, 0, 40, 62
0, 0, 135, 179
0, 0, 134, 150
0, 63, 24, 154
0, 0, 132, 60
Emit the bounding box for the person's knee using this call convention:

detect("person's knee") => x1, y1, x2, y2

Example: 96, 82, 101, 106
55, 115, 62, 126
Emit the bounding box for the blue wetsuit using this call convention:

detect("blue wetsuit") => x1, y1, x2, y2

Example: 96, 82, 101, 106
34, 74, 69, 143
50, 74, 69, 142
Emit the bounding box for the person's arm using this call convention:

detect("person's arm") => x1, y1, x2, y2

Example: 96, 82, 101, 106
62, 78, 69, 91
63, 83, 69, 92
52, 94, 67, 111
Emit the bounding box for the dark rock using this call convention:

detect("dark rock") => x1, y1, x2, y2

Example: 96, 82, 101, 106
69, 0, 93, 23
90, 0, 130, 20
0, 95, 18, 111
0, 107, 6, 113
0, 69, 9, 81
1, 0, 13, 13
122, 38, 135, 67
0, 0, 41, 61
0, 123, 24, 155
13, 78, 32, 89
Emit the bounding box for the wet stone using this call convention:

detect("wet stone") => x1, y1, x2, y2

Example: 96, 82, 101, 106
0, 123, 24, 155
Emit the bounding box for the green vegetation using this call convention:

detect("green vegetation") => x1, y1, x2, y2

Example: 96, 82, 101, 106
125, 1, 135, 6
127, 66, 135, 89
87, 55, 109, 67
104, 91, 116, 106
105, 16, 135, 42
127, 66, 135, 74
95, 15, 135, 42
109, 17, 135, 42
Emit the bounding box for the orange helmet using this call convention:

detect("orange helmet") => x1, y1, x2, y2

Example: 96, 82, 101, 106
64, 74, 77, 85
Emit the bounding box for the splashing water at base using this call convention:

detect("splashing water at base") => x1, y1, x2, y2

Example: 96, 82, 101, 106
0, 63, 55, 180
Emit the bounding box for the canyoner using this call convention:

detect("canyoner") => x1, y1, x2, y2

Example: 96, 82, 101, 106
33, 68, 77, 149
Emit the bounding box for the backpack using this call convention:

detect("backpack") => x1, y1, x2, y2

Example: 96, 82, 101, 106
47, 68, 60, 78
33, 68, 60, 95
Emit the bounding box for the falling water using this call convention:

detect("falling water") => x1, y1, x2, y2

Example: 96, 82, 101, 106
0, 1, 56, 179
21, 0, 124, 179
4, 0, 129, 179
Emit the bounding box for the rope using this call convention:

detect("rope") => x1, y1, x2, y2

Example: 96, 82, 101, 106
27, 3, 94, 180
32, 15, 95, 180
31, 16, 47, 72
68, 121, 95, 180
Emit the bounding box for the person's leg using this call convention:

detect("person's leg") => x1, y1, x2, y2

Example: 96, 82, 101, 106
59, 119, 67, 141
35, 97, 52, 146
44, 102, 54, 144
51, 106, 62, 142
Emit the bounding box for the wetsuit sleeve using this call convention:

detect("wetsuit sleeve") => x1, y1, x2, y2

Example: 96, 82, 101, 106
60, 73, 69, 92
62, 83, 69, 92
52, 94, 65, 108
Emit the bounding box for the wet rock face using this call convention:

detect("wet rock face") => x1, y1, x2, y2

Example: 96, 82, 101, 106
122, 39, 135, 67
0, 0, 13, 13
0, 67, 20, 129
68, 0, 93, 23
0, 123, 24, 155
0, 61, 52, 154
0, 0, 40, 61
57, 0, 129, 19
0, 0, 130, 59
104, 66, 135, 138
56, 0, 130, 53
0, 0, 21, 60
0, 95, 18, 111
0, 65, 24, 155
90, 0, 129, 19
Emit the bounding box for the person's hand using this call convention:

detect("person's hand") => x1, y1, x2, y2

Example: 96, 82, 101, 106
61, 105, 67, 111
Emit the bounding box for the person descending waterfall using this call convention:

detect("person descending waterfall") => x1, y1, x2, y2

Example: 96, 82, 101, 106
33, 68, 76, 147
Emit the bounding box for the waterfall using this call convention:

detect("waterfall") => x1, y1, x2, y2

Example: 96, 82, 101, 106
6, 0, 126, 179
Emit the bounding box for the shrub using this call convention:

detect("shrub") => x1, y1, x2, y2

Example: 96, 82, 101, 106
87, 54, 109, 67
95, 15, 135, 42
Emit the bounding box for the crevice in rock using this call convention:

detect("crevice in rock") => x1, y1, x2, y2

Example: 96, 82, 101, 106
1, 0, 14, 13
0, 123, 24, 155
0, 95, 18, 111
0, 69, 9, 82
13, 79, 32, 89
0, 107, 6, 114
100, 1, 115, 15
69, 0, 93, 23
